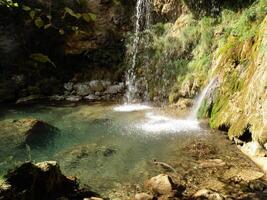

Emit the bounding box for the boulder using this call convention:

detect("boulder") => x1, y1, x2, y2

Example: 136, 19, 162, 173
0, 161, 100, 200
145, 174, 175, 196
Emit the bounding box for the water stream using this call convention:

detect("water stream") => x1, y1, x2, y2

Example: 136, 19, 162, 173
125, 0, 151, 103
190, 78, 217, 119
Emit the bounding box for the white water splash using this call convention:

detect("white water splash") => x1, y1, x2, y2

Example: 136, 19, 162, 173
125, 0, 151, 103
190, 78, 217, 120
113, 104, 152, 112
138, 112, 201, 134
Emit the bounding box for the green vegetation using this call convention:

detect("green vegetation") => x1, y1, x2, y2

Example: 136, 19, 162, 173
0, 0, 18, 7
127, 0, 266, 142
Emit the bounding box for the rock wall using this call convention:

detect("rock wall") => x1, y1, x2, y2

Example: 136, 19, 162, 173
207, 15, 267, 145
135, 0, 267, 145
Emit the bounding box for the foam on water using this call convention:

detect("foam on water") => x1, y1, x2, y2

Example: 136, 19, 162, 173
138, 112, 201, 133
113, 104, 152, 112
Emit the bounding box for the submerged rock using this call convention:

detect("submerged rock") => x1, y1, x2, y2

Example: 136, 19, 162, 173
0, 118, 58, 150
0, 161, 100, 200
54, 144, 117, 166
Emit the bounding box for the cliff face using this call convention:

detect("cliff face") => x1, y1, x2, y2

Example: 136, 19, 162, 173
136, 0, 267, 144
208, 15, 267, 144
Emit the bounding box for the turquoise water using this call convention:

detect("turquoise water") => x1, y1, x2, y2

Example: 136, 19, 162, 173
0, 102, 251, 198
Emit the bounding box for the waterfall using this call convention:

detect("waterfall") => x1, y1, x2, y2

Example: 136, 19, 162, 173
190, 78, 217, 120
125, 0, 151, 103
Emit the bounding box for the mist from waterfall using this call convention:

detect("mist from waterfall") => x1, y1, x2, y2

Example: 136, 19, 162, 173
125, 0, 151, 103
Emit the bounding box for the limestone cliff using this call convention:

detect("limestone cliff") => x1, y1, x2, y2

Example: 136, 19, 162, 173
135, 0, 267, 144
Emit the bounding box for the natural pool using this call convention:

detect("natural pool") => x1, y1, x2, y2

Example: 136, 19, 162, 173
0, 102, 261, 199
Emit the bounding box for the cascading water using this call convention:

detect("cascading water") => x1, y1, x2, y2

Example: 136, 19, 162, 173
125, 0, 151, 103
190, 78, 217, 120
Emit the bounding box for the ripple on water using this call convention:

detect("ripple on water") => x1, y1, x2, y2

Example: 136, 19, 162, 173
113, 104, 152, 112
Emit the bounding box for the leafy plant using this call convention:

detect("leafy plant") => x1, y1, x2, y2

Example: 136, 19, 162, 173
30, 53, 56, 67
0, 0, 18, 7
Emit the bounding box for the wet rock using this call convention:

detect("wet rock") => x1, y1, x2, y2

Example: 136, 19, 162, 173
89, 80, 105, 92
134, 193, 154, 200
105, 83, 124, 94
66, 95, 82, 102
0, 118, 58, 152
64, 82, 74, 91
145, 174, 175, 196
73, 83, 92, 96
0, 161, 100, 200
193, 189, 224, 200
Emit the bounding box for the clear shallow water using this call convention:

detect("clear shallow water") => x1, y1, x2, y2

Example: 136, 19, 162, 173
0, 102, 256, 198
